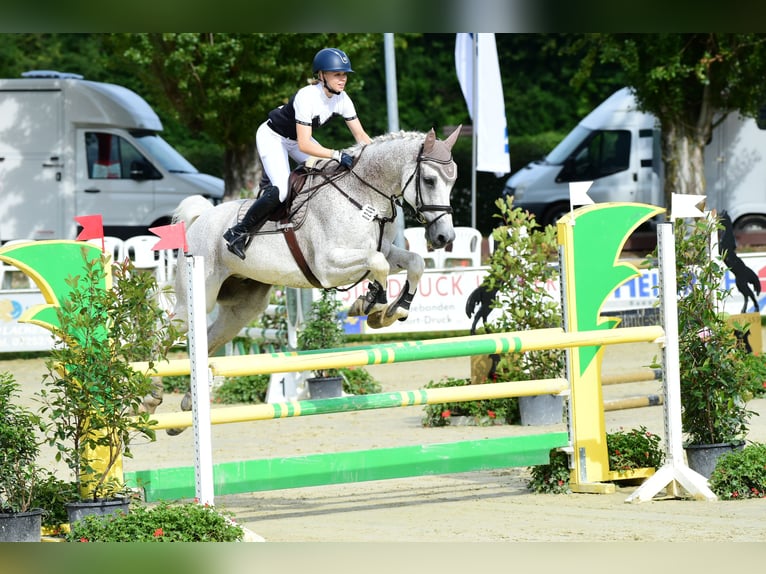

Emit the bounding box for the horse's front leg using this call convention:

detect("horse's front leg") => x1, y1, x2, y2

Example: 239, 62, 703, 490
366, 245, 424, 328
345, 250, 391, 319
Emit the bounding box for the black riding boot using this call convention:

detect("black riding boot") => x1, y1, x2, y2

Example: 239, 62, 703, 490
223, 185, 281, 260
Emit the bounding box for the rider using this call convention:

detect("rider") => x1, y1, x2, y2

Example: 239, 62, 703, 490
223, 47, 373, 259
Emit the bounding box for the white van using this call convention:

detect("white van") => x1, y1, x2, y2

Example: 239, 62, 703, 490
0, 71, 224, 241
504, 87, 766, 231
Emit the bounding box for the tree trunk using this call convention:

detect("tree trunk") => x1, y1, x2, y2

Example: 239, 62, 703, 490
661, 121, 708, 215
222, 142, 262, 201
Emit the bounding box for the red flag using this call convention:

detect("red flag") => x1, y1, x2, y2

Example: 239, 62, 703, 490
75, 214, 104, 241
149, 222, 188, 253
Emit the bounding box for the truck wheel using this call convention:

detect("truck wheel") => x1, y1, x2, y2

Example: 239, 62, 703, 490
733, 214, 766, 232
542, 202, 570, 228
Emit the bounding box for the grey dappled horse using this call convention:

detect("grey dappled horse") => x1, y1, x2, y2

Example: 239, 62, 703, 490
162, 127, 460, 429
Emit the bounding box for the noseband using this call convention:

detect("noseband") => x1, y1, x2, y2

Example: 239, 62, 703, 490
402, 144, 455, 230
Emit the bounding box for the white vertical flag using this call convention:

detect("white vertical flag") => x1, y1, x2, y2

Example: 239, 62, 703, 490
455, 33, 511, 175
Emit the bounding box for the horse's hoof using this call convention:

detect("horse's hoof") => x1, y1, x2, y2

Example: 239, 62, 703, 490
139, 393, 163, 415
166, 427, 185, 437
379, 305, 408, 327
348, 299, 365, 317
180, 391, 192, 412
366, 311, 385, 329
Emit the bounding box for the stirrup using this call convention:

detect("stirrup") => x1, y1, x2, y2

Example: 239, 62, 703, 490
224, 229, 248, 260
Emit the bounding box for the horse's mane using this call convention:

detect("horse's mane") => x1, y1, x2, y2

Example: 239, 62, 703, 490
347, 130, 426, 154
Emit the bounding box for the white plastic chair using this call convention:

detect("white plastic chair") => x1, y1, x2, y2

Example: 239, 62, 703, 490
443, 226, 483, 268
403, 227, 439, 269
124, 235, 166, 282
87, 236, 125, 264
0, 239, 37, 289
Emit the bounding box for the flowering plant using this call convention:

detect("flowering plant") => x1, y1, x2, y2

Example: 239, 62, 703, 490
66, 500, 244, 542
606, 426, 664, 474
708, 442, 766, 500
421, 377, 516, 427
527, 426, 665, 493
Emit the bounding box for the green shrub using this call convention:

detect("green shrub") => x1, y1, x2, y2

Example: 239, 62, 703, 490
606, 426, 664, 474
527, 450, 571, 494
708, 442, 766, 500
213, 374, 269, 404
421, 377, 519, 427
528, 426, 665, 493
67, 501, 244, 542
340, 367, 382, 395
32, 475, 77, 532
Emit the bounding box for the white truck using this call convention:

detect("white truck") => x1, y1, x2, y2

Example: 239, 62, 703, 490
504, 87, 766, 231
0, 70, 224, 242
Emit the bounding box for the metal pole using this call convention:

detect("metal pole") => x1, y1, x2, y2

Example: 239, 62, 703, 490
186, 254, 215, 506
384, 33, 405, 248
471, 33, 478, 229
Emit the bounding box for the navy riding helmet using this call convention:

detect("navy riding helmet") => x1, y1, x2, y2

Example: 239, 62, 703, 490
312, 48, 354, 74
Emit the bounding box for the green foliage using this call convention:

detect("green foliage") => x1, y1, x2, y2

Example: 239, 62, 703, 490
38, 251, 182, 501
606, 426, 664, 473
66, 501, 244, 542
528, 427, 665, 493
421, 377, 518, 427
527, 450, 572, 494
297, 289, 345, 378
666, 215, 762, 445
340, 367, 382, 395
213, 375, 269, 404
0, 372, 43, 513
708, 442, 766, 500
483, 197, 565, 384
32, 476, 77, 532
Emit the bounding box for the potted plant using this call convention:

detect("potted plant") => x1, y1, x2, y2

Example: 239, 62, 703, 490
0, 371, 45, 542
668, 213, 765, 477
297, 288, 346, 399
479, 197, 566, 425
38, 249, 180, 523
527, 426, 665, 493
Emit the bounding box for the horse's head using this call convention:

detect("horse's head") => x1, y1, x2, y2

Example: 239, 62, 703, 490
404, 126, 460, 249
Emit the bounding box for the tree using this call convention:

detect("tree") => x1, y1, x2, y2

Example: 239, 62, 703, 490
108, 33, 378, 200
570, 34, 766, 212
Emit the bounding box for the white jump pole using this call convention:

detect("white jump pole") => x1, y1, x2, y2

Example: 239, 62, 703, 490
184, 254, 215, 506
625, 222, 716, 502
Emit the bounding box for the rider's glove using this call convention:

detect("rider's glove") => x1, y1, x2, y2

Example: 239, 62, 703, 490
332, 150, 354, 169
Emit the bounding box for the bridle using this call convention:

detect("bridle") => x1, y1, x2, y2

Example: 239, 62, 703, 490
400, 144, 455, 229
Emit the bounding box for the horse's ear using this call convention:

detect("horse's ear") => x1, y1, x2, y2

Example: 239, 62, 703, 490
443, 124, 462, 151
423, 128, 437, 153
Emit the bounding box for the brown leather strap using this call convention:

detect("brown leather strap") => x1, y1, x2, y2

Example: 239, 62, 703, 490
282, 223, 323, 288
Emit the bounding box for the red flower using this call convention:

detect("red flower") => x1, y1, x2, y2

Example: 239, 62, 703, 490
79, 537, 89, 543
153, 528, 164, 537
487, 410, 496, 419
732, 491, 739, 498
441, 410, 451, 418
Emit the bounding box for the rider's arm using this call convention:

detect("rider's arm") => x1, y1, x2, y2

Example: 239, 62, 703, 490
346, 118, 371, 145
295, 123, 335, 159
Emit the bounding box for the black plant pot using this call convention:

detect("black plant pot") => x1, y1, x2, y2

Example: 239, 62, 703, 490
685, 441, 745, 479
66, 498, 130, 527
0, 508, 43, 542
306, 376, 344, 399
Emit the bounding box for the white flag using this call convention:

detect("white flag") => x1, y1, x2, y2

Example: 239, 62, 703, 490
455, 33, 511, 175
670, 193, 706, 221
569, 181, 594, 208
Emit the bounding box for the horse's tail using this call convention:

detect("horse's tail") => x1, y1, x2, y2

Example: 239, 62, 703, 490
173, 194, 214, 230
